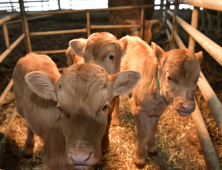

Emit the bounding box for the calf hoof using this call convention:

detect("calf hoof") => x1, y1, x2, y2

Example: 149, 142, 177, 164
148, 150, 158, 156
111, 117, 120, 126
23, 148, 34, 158
134, 157, 146, 169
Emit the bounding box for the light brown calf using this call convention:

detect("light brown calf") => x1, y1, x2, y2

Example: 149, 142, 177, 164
13, 52, 140, 170
108, 0, 162, 44
119, 36, 203, 167
67, 32, 128, 125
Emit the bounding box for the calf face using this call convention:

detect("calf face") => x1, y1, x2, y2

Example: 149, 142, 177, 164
25, 63, 140, 169
152, 42, 202, 116
68, 32, 128, 75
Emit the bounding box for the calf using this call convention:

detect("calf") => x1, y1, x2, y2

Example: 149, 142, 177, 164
119, 36, 203, 167
67, 32, 128, 125
13, 52, 140, 170
108, 0, 162, 44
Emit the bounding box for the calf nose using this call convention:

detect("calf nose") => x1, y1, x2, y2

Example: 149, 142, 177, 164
180, 103, 195, 113
69, 152, 91, 164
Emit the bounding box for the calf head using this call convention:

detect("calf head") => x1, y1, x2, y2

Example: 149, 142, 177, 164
152, 42, 203, 116
25, 63, 140, 169
69, 32, 128, 75
116, 16, 162, 44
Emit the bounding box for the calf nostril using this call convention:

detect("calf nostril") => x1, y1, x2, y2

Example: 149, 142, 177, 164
181, 104, 195, 112
69, 152, 91, 164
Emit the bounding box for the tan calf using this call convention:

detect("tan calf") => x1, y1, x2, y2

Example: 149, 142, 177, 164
119, 36, 203, 167
67, 32, 128, 125
108, 0, 162, 44
13, 52, 140, 170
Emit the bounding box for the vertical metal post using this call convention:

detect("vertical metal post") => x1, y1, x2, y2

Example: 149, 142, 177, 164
188, 7, 199, 51
19, 0, 32, 52
3, 23, 10, 48
164, 0, 170, 33
58, 0, 61, 10
169, 0, 178, 49
86, 11, 90, 37
140, 7, 145, 40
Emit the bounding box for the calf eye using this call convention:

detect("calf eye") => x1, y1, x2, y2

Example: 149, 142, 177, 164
103, 104, 108, 111
109, 55, 114, 60
168, 76, 172, 81
56, 103, 63, 112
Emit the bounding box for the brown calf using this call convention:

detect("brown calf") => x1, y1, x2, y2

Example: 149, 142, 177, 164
67, 32, 128, 125
13, 52, 140, 170
108, 0, 162, 44
119, 36, 203, 167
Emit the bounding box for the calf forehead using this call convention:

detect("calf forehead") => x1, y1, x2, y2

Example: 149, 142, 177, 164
166, 49, 199, 76
85, 32, 117, 56
57, 64, 110, 111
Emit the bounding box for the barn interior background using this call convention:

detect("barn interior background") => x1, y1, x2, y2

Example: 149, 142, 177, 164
0, 0, 222, 169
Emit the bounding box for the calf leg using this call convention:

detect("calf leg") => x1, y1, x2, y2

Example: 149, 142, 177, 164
111, 97, 120, 126
23, 126, 35, 158
133, 106, 149, 167
101, 112, 112, 153
146, 116, 159, 155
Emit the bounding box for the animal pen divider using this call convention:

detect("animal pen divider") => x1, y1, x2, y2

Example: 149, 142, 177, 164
0, 0, 222, 169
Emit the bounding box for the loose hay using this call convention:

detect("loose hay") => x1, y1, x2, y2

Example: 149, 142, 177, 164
1, 92, 221, 170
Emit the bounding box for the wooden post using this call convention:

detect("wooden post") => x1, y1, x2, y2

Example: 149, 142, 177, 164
169, 0, 178, 49
188, 7, 198, 51
140, 7, 145, 39
3, 23, 10, 48
86, 11, 90, 37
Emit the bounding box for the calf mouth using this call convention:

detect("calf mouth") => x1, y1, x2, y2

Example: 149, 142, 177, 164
176, 110, 192, 117
73, 165, 90, 170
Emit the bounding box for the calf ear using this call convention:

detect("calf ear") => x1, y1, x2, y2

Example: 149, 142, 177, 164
25, 71, 57, 102
150, 20, 162, 34
119, 35, 129, 55
111, 71, 141, 97
69, 38, 86, 56
151, 42, 165, 65
195, 51, 203, 63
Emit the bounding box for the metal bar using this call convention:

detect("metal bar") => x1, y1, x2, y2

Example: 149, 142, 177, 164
166, 20, 186, 49
177, 0, 222, 12
140, 8, 145, 39
86, 11, 90, 37
169, 1, 178, 49
188, 7, 198, 51
0, 34, 25, 64
0, 79, 13, 107
19, 0, 32, 52
165, 28, 175, 49
167, 10, 222, 66
3, 23, 10, 48
198, 72, 222, 136
91, 24, 141, 29
0, 109, 17, 153
33, 49, 66, 54
192, 100, 221, 170
0, 13, 20, 25
29, 28, 87, 36
26, 3, 175, 18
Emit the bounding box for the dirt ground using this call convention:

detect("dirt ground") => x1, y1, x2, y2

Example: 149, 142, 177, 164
0, 8, 222, 170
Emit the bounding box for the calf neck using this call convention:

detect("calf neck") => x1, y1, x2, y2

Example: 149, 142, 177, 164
119, 36, 203, 167
13, 52, 140, 170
